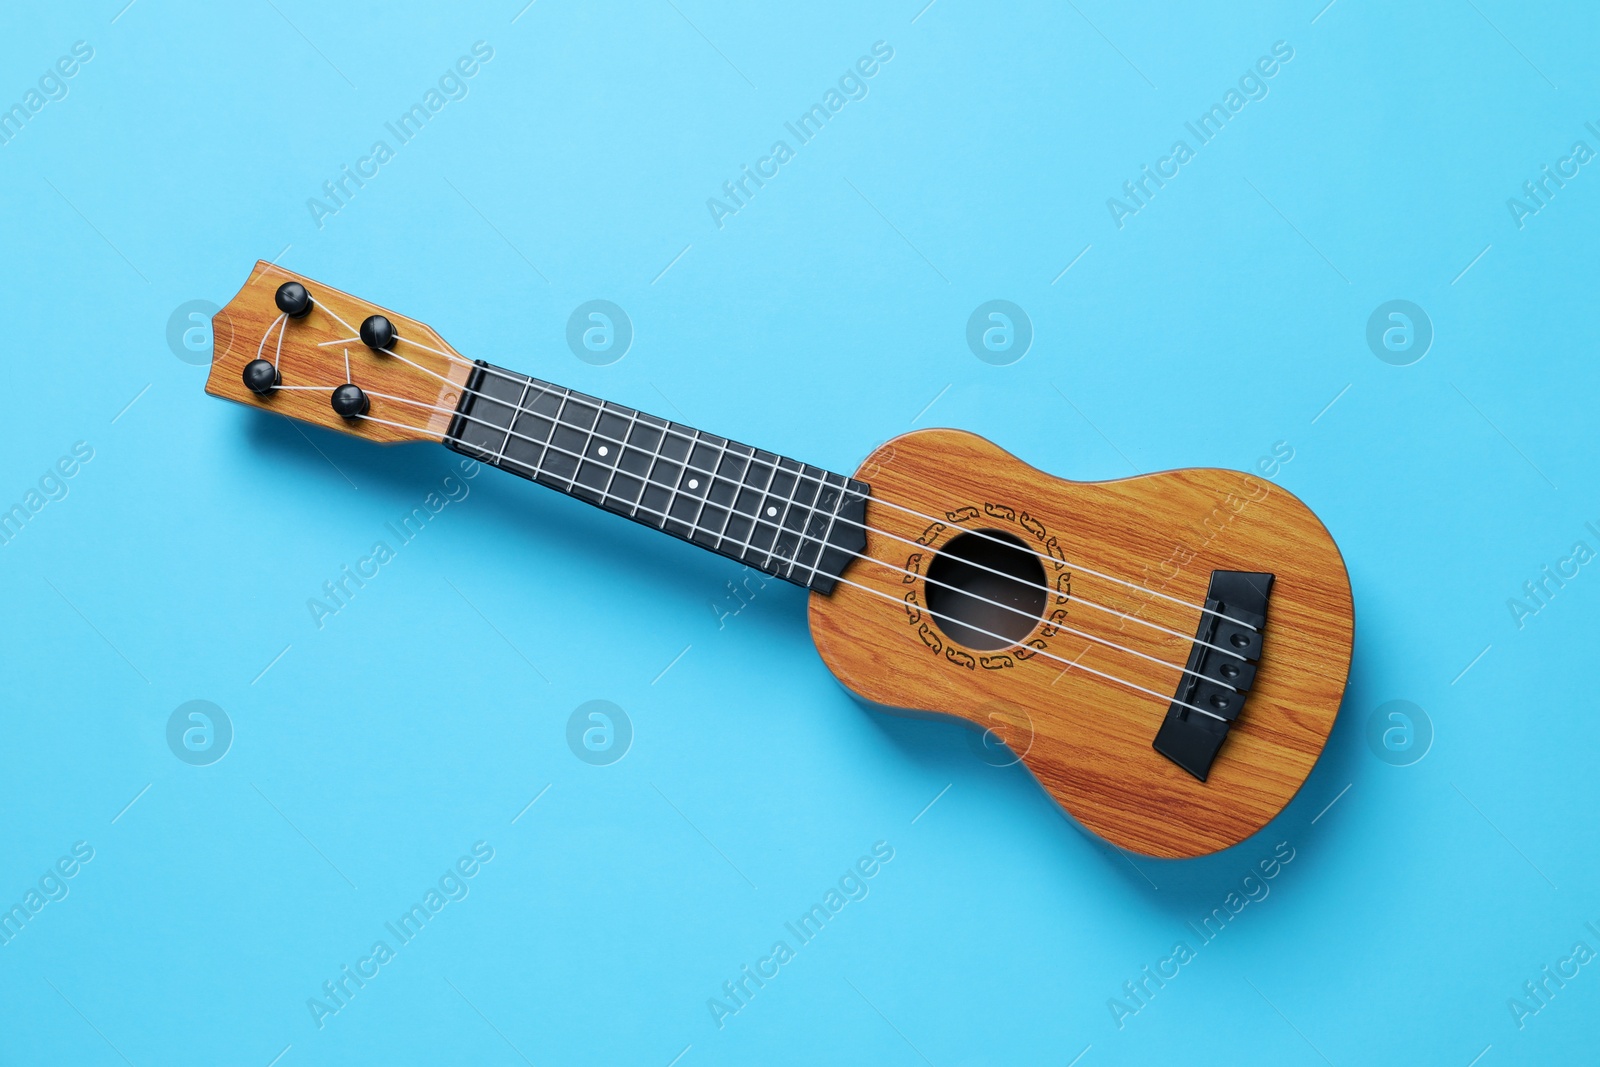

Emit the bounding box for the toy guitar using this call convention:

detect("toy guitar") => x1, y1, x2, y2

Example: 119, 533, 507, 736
206, 262, 1353, 859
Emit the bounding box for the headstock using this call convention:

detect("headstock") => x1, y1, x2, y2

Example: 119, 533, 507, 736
204, 261, 476, 444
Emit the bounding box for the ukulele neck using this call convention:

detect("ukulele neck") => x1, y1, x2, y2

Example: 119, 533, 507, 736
442, 360, 870, 593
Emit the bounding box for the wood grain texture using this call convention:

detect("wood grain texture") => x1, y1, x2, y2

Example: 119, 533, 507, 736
205, 261, 474, 443
808, 429, 1354, 859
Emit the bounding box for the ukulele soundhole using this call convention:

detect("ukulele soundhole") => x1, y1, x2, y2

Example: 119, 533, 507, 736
924, 529, 1047, 651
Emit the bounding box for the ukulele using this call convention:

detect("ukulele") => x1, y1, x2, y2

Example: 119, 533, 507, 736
206, 261, 1353, 859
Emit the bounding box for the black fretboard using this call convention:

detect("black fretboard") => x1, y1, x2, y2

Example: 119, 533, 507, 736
442, 360, 869, 594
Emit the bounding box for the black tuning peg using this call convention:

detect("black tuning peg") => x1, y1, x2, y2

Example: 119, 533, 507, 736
242, 359, 280, 395
331, 383, 370, 418
360, 315, 397, 351
275, 281, 313, 318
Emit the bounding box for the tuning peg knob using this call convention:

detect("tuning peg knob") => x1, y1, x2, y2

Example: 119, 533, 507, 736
360, 315, 397, 351
242, 359, 280, 395
331, 383, 370, 418
275, 281, 313, 318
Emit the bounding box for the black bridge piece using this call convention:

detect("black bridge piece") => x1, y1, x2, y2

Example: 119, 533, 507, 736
1152, 570, 1275, 782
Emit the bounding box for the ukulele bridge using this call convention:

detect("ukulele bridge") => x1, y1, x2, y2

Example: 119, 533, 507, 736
1152, 570, 1275, 781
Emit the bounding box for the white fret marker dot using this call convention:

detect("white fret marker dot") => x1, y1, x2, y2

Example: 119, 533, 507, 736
766, 506, 778, 517
688, 478, 699, 490
597, 446, 609, 457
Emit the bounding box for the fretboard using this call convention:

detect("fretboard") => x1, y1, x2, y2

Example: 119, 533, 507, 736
442, 361, 870, 594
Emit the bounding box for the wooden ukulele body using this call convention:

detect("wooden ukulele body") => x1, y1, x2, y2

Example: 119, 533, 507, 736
808, 429, 1354, 859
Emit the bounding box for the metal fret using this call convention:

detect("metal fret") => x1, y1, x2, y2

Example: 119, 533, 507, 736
769, 461, 814, 579
623, 414, 669, 526
656, 427, 697, 537
567, 400, 610, 502
448, 362, 526, 463
728, 452, 780, 566
539, 386, 577, 487
707, 444, 755, 552
791, 467, 829, 577
690, 435, 730, 548
765, 461, 801, 576
493, 379, 533, 465
801, 471, 852, 588
599, 407, 641, 512
502, 376, 555, 472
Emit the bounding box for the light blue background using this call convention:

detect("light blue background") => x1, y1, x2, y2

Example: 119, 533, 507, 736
1, 1, 1596, 1064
